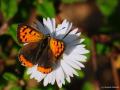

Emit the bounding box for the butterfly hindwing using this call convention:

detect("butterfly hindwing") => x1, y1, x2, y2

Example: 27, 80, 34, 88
18, 42, 40, 67
18, 38, 59, 74
17, 24, 44, 43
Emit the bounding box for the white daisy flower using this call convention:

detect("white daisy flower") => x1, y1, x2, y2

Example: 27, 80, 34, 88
27, 18, 89, 88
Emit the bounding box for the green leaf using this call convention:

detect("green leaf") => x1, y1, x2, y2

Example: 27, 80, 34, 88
83, 36, 91, 59
29, 87, 42, 90
35, 0, 55, 17
59, 88, 65, 90
0, 46, 7, 59
23, 69, 30, 81
6, 24, 18, 43
10, 86, 22, 90
62, 0, 80, 4
83, 36, 92, 49
77, 70, 85, 79
0, 84, 4, 90
96, 43, 109, 54
3, 72, 18, 82
82, 82, 94, 90
97, 0, 118, 16
0, 0, 18, 20
96, 43, 105, 54
99, 27, 112, 33
113, 41, 120, 46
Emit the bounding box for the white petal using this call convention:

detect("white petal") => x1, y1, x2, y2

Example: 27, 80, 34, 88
27, 65, 37, 75
63, 28, 79, 43
29, 71, 38, 79
33, 20, 49, 34
80, 39, 85, 43
56, 21, 72, 39
63, 53, 86, 68
63, 53, 87, 62
30, 74, 34, 79
72, 54, 87, 62
43, 71, 55, 86
76, 32, 81, 37
27, 65, 46, 82
61, 60, 78, 76
69, 28, 78, 34
73, 47, 89, 54
64, 58, 81, 70
65, 38, 84, 46
61, 61, 73, 77
51, 75, 56, 85
55, 67, 65, 88
36, 73, 46, 82
56, 24, 69, 38
51, 18, 56, 35
50, 71, 56, 85
69, 59, 85, 68
66, 75, 71, 83
48, 18, 53, 33
43, 75, 49, 86
64, 44, 85, 55
56, 19, 68, 32
43, 18, 53, 35
23, 43, 28, 46
67, 45, 89, 55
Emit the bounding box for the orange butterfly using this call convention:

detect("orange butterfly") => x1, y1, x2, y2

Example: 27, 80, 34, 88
17, 21, 64, 74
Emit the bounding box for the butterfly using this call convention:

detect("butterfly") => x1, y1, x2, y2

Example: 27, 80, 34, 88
17, 21, 65, 74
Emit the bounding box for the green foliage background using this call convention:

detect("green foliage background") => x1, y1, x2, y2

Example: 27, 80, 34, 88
0, 0, 120, 90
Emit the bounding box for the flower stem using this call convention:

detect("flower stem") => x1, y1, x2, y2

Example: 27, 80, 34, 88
91, 37, 97, 72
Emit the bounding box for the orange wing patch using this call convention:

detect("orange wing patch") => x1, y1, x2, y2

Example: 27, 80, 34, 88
17, 24, 44, 43
49, 38, 64, 58
18, 54, 33, 67
37, 66, 52, 74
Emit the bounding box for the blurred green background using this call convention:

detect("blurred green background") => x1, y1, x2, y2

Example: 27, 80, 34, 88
0, 0, 120, 90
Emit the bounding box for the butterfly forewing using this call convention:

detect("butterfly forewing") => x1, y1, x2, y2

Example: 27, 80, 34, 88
49, 38, 65, 58
17, 24, 44, 43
